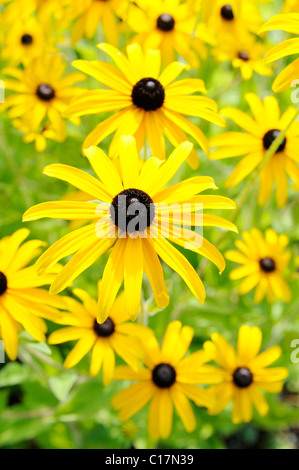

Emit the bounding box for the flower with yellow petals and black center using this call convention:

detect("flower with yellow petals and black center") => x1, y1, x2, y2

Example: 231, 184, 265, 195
213, 34, 273, 80
126, 0, 202, 67
1, 16, 57, 65
260, 13, 299, 92
226, 228, 292, 304
0, 229, 65, 361
48, 287, 151, 384
65, 42, 225, 169
210, 93, 299, 208
112, 321, 222, 440
0, 54, 85, 134
23, 137, 237, 323
199, 0, 263, 49
204, 325, 289, 424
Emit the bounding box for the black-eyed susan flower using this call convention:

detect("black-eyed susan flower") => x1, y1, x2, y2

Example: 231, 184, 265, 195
12, 118, 66, 152
23, 137, 237, 322
66, 0, 128, 46
204, 325, 289, 424
65, 42, 225, 169
200, 0, 263, 42
1, 16, 56, 65
214, 34, 273, 80
127, 0, 201, 67
0, 229, 65, 361
210, 93, 299, 208
48, 287, 152, 384
260, 13, 299, 92
112, 321, 222, 439
226, 228, 292, 303
1, 54, 85, 133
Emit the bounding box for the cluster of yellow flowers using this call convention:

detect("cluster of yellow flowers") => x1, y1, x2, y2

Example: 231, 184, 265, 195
0, 0, 298, 440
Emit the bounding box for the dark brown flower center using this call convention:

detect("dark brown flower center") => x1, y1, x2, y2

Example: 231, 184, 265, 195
238, 51, 249, 61
263, 129, 286, 153
21, 34, 33, 45
93, 317, 115, 337
36, 84, 55, 101
260, 257, 276, 273
220, 4, 234, 20
110, 188, 155, 233
152, 363, 176, 388
0, 272, 8, 296
233, 367, 253, 388
132, 78, 165, 111
157, 13, 175, 32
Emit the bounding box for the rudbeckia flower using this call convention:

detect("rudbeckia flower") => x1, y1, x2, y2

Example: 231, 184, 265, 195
259, 13, 299, 92
226, 228, 292, 303
66, 0, 128, 46
112, 321, 222, 439
65, 42, 225, 169
0, 229, 65, 361
126, 0, 202, 67
200, 0, 263, 42
204, 325, 289, 424
23, 137, 237, 322
210, 93, 299, 208
1, 16, 56, 65
12, 118, 66, 152
214, 34, 273, 80
48, 286, 152, 384
1, 54, 86, 133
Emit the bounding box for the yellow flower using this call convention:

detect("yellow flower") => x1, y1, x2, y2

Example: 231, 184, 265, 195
210, 93, 299, 208
1, 54, 86, 133
23, 137, 237, 322
0, 229, 65, 361
200, 0, 263, 42
112, 321, 222, 440
213, 33, 273, 80
127, 0, 201, 67
204, 325, 289, 424
12, 118, 66, 152
1, 16, 56, 65
48, 287, 151, 384
66, 0, 128, 46
260, 13, 299, 92
226, 228, 292, 303
65, 43, 225, 169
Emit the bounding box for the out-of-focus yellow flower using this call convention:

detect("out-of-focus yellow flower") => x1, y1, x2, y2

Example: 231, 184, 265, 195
12, 118, 66, 152
214, 34, 273, 80
210, 93, 299, 208
48, 286, 152, 384
112, 321, 222, 439
0, 229, 65, 361
1, 17, 57, 65
260, 13, 299, 92
66, 0, 128, 46
127, 0, 202, 68
65, 42, 225, 168
204, 325, 288, 424
226, 228, 292, 303
1, 54, 86, 133
199, 0, 263, 44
